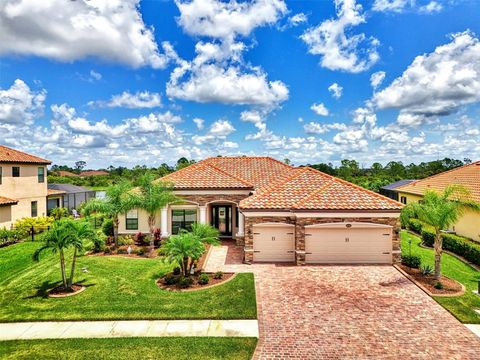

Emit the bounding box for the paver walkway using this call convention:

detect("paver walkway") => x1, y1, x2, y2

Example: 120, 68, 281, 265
206, 241, 480, 359
0, 320, 259, 341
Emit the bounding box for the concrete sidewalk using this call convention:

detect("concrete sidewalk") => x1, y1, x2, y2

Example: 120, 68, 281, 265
0, 320, 259, 341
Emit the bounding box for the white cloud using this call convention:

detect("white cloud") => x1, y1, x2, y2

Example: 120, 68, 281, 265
193, 117, 205, 129
419, 1, 443, 14
372, 0, 411, 12
288, 13, 308, 27
89, 70, 102, 82
222, 141, 239, 148
328, 83, 343, 98
0, 79, 46, 124
304, 121, 347, 134
91, 91, 162, 109
126, 111, 182, 133
240, 110, 264, 124
175, 0, 287, 40
310, 103, 329, 116
370, 71, 386, 89
300, 0, 379, 73
373, 31, 480, 126
0, 0, 168, 68
192, 119, 236, 145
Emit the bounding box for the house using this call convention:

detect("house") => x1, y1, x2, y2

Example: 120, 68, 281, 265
380, 180, 416, 201
47, 184, 96, 214
118, 157, 403, 265
0, 145, 51, 228
396, 161, 480, 241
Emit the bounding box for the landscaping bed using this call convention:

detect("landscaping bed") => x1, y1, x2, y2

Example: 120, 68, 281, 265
48, 284, 86, 298
157, 271, 235, 291
398, 264, 464, 296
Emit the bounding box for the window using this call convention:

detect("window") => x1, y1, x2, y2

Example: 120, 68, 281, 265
31, 201, 38, 217
12, 166, 20, 177
400, 196, 407, 205
126, 209, 138, 230
172, 209, 197, 234
38, 167, 45, 183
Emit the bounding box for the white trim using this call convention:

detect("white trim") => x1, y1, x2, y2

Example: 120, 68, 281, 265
305, 222, 393, 229
199, 206, 207, 224
173, 199, 200, 206
174, 190, 251, 195
205, 199, 239, 205
170, 204, 199, 209
243, 211, 292, 217
252, 222, 295, 228
295, 212, 400, 218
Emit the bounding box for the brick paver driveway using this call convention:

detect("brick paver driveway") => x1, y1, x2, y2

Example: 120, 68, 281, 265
211, 242, 480, 359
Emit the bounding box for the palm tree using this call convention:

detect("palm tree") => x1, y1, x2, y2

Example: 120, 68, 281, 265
401, 185, 480, 281
33, 219, 95, 291
131, 173, 178, 255
82, 181, 135, 248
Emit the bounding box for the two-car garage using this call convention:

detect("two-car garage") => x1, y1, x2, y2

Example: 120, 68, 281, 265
251, 222, 393, 264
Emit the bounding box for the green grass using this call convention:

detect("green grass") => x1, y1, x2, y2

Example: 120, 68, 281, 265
0, 242, 256, 322
401, 231, 480, 323
0, 337, 258, 360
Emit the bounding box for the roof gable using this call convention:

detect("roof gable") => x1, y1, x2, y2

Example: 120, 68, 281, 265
0, 145, 51, 164
397, 161, 480, 202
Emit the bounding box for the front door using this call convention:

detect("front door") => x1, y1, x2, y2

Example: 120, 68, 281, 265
211, 205, 232, 237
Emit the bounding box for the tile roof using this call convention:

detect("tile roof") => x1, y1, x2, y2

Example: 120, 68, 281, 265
396, 161, 480, 202
0, 196, 18, 206
240, 167, 403, 211
0, 145, 51, 164
380, 179, 416, 191
47, 189, 67, 196
160, 161, 254, 189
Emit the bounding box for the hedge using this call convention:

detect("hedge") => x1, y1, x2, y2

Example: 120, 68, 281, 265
421, 227, 480, 266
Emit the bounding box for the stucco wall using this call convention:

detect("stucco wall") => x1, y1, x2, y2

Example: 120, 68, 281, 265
0, 205, 12, 228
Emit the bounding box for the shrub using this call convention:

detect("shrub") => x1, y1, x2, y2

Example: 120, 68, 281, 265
50, 207, 69, 220
153, 228, 161, 243
103, 246, 112, 254
214, 271, 224, 279
92, 231, 106, 253
402, 255, 421, 268
434, 282, 443, 290
14, 216, 54, 235
163, 274, 178, 285
0, 228, 22, 245
178, 276, 194, 288
136, 248, 145, 256
173, 267, 181, 275
102, 218, 114, 237
421, 229, 436, 247
135, 232, 147, 244
420, 264, 433, 276
198, 273, 209, 285
117, 248, 127, 254
118, 235, 134, 246
408, 219, 423, 234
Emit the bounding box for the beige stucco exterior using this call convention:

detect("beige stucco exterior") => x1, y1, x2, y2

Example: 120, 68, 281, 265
0, 162, 48, 228
397, 190, 480, 242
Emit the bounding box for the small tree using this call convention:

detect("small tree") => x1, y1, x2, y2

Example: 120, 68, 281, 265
131, 174, 178, 255
401, 185, 480, 281
82, 181, 135, 248
33, 219, 95, 290
161, 224, 219, 276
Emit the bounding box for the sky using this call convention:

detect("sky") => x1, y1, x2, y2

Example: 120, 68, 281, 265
0, 0, 479, 168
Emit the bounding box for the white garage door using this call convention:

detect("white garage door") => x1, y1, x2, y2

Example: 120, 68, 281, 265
305, 223, 392, 264
253, 223, 295, 262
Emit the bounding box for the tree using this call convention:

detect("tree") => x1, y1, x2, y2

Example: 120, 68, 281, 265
81, 181, 135, 248
131, 174, 178, 254
161, 224, 219, 276
33, 219, 95, 290
74, 161, 86, 173
401, 185, 480, 281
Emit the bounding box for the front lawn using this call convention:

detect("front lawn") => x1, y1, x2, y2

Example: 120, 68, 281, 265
0, 241, 256, 322
0, 337, 258, 360
401, 231, 480, 323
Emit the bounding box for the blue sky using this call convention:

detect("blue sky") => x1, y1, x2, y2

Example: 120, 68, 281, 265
0, 0, 479, 168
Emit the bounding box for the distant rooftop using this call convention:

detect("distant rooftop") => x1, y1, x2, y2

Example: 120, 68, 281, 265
380, 180, 416, 191
48, 184, 94, 194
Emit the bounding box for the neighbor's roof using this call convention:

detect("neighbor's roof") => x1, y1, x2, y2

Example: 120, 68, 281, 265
0, 145, 51, 164
380, 179, 416, 191
48, 183, 94, 194
240, 167, 403, 211
0, 196, 18, 206
47, 189, 67, 196
396, 161, 480, 202
80, 170, 109, 176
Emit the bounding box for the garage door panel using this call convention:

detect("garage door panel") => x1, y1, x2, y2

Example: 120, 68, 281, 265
305, 225, 392, 264
253, 225, 295, 262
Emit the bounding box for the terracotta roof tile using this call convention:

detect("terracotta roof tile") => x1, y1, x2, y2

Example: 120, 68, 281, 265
47, 189, 67, 196
0, 196, 18, 206
397, 161, 480, 202
0, 145, 51, 164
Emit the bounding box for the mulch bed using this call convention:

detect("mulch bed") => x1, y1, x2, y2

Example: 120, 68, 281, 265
48, 284, 86, 298
157, 272, 235, 292
399, 264, 464, 296
87, 244, 158, 258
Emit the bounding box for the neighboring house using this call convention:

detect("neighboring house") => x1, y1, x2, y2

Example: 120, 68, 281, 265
47, 184, 96, 213
0, 145, 51, 228
79, 170, 109, 177
396, 161, 480, 242
118, 157, 403, 265
380, 180, 416, 201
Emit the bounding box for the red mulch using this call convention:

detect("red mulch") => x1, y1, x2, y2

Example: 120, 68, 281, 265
48, 284, 83, 296
157, 272, 234, 291
399, 264, 463, 295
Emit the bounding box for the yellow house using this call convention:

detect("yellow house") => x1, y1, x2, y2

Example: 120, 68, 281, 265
0, 145, 52, 229
396, 161, 480, 242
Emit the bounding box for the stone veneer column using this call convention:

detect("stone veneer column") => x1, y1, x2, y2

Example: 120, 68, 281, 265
295, 220, 305, 265
160, 207, 169, 238
235, 211, 245, 246
243, 217, 254, 263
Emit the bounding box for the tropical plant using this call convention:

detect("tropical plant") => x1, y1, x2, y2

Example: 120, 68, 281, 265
14, 216, 54, 235
81, 181, 135, 248
49, 207, 69, 220
401, 185, 480, 280
131, 173, 177, 254
33, 219, 96, 290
